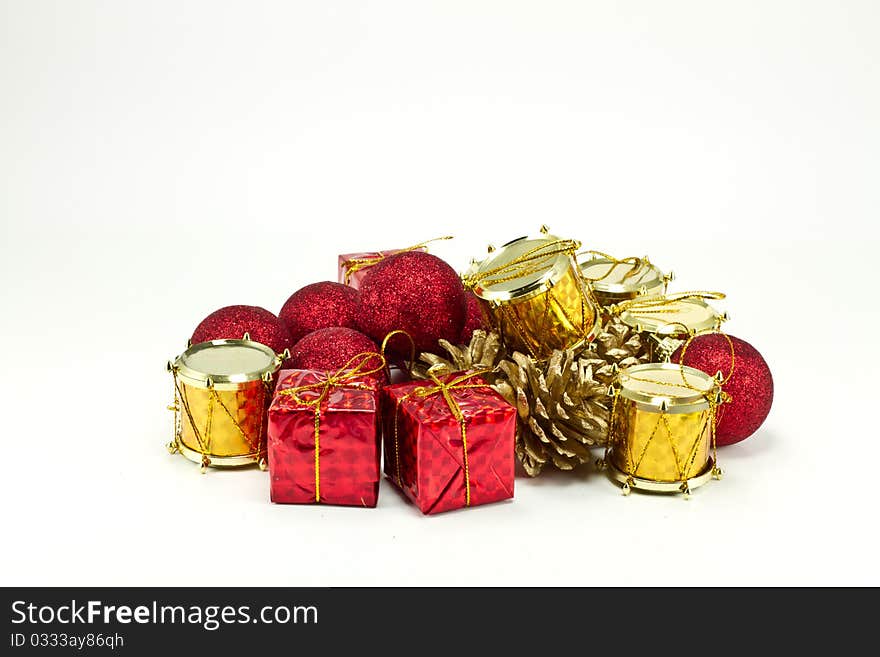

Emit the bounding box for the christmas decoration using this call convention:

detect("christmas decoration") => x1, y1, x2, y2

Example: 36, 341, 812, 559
590, 318, 651, 383
167, 338, 284, 472
190, 305, 292, 356
672, 333, 773, 446
268, 355, 384, 506
414, 321, 649, 476
604, 362, 724, 497
338, 237, 452, 289
459, 290, 490, 343
356, 251, 466, 355
279, 282, 360, 345
465, 232, 599, 360
382, 371, 516, 514
612, 292, 728, 362
289, 327, 385, 380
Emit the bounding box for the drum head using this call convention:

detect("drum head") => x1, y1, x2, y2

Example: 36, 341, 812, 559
618, 362, 714, 410
580, 258, 664, 294
175, 339, 279, 387
471, 235, 573, 302
620, 298, 721, 335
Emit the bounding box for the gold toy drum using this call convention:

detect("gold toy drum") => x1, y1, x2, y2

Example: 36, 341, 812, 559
607, 363, 722, 496
579, 254, 670, 309
466, 230, 600, 360
167, 338, 284, 471
617, 295, 726, 361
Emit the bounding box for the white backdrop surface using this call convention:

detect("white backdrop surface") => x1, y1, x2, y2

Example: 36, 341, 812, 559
1, 1, 878, 586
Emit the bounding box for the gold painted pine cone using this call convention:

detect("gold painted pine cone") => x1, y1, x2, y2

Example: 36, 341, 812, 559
413, 322, 649, 476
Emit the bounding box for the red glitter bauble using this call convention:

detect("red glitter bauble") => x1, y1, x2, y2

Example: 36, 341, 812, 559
290, 327, 385, 381
191, 305, 293, 355
672, 334, 773, 446
356, 251, 466, 355
459, 290, 491, 343
279, 281, 360, 345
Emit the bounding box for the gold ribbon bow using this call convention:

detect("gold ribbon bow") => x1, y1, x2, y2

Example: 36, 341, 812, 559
340, 236, 454, 284
462, 238, 581, 290
277, 352, 386, 503
393, 369, 489, 507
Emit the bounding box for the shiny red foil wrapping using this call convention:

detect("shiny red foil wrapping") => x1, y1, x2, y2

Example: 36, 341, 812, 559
268, 369, 381, 507
381, 374, 516, 514
337, 247, 426, 290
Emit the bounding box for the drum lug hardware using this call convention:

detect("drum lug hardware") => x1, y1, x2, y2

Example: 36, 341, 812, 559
487, 243, 496, 253
622, 477, 634, 496
258, 458, 268, 472
200, 456, 210, 474
595, 457, 606, 471
680, 482, 691, 499
539, 224, 550, 235
720, 310, 730, 323
166, 360, 175, 373
205, 377, 214, 389
712, 466, 724, 480
167, 403, 178, 412
262, 371, 274, 383
664, 270, 675, 283
166, 441, 179, 455
242, 331, 251, 341
658, 399, 669, 412
186, 338, 192, 348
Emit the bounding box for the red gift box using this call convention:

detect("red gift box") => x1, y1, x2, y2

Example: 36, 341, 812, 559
268, 365, 382, 507
337, 237, 451, 289
337, 247, 426, 290
382, 371, 516, 515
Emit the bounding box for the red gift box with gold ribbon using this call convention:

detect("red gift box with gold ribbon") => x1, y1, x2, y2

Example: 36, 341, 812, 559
337, 237, 452, 289
268, 356, 383, 507
382, 371, 516, 514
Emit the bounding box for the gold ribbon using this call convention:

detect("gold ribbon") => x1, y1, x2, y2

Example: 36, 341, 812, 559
340, 236, 454, 284
277, 352, 386, 503
393, 369, 489, 507
462, 238, 581, 290
608, 291, 726, 317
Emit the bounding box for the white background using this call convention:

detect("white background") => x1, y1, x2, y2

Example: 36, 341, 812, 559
2, 1, 878, 586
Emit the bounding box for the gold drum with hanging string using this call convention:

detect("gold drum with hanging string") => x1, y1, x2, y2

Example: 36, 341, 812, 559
579, 253, 669, 309
617, 295, 726, 361
167, 339, 284, 470
467, 232, 599, 361
608, 363, 720, 494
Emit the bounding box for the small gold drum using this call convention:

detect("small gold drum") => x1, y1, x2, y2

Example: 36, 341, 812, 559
167, 338, 284, 472
467, 230, 599, 360
617, 295, 726, 361
579, 254, 670, 309
606, 362, 722, 496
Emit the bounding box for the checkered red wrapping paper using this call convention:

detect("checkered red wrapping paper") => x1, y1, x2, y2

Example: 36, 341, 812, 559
382, 374, 516, 515
268, 369, 381, 507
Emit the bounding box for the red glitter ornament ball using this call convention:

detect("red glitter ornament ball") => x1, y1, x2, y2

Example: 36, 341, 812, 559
290, 327, 385, 381
356, 251, 466, 355
459, 290, 491, 343
279, 281, 360, 344
672, 334, 773, 446
191, 305, 293, 355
